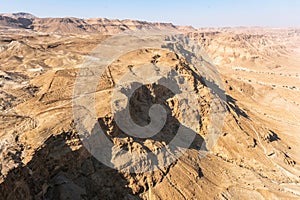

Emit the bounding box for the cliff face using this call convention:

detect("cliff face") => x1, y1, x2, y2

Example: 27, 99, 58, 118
0, 12, 178, 34
0, 13, 300, 199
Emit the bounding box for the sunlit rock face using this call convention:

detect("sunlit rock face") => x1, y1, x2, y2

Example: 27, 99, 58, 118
0, 13, 300, 199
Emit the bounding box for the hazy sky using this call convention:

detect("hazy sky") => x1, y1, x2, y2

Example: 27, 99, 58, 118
1, 0, 299, 27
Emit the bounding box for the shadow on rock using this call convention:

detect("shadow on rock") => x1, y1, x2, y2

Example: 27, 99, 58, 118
0, 131, 141, 200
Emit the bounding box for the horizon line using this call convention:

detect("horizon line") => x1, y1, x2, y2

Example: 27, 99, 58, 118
2, 12, 300, 29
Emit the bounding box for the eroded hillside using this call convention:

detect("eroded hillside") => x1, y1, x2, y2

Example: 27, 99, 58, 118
0, 13, 300, 199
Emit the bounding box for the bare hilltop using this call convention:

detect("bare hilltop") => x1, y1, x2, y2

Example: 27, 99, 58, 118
0, 13, 300, 199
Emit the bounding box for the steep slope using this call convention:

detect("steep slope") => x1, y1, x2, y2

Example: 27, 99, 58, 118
0, 14, 300, 199
0, 12, 178, 34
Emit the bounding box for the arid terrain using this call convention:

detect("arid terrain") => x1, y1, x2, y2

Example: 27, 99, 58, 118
0, 13, 300, 199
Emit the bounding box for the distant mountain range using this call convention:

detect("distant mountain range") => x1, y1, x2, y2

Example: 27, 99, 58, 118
0, 12, 196, 34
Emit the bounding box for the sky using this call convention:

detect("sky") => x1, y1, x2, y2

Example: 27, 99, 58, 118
0, 0, 299, 27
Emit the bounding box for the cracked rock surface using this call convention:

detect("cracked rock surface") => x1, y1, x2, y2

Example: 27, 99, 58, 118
0, 13, 300, 199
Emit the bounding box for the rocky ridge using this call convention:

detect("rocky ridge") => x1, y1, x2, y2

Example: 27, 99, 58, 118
0, 13, 299, 199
